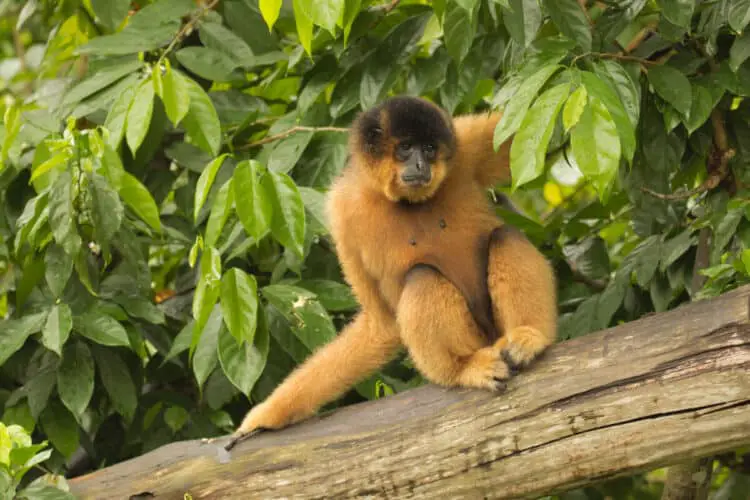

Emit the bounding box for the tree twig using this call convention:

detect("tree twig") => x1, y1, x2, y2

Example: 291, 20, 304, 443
237, 126, 349, 150
157, 0, 220, 67
641, 110, 735, 201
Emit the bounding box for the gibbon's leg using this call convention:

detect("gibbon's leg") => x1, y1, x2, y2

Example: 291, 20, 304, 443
397, 265, 512, 391
234, 311, 402, 437
487, 225, 558, 369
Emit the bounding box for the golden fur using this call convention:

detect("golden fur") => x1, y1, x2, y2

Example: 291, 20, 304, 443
234, 100, 557, 437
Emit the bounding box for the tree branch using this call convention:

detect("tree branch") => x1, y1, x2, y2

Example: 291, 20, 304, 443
157, 0, 220, 67
68, 286, 750, 499
237, 125, 349, 149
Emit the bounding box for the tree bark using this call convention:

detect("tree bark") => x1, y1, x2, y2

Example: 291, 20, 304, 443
70, 286, 750, 500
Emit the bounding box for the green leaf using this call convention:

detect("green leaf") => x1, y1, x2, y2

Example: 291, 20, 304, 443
178, 71, 222, 156
57, 341, 94, 418
205, 178, 235, 247
217, 310, 269, 396
48, 171, 81, 257
595, 274, 628, 327
656, 0, 694, 28
160, 63, 190, 126
194, 154, 228, 221
646, 65, 692, 118
510, 83, 570, 189
710, 208, 743, 265
543, 0, 591, 51
113, 296, 165, 324
259, 0, 283, 31
685, 84, 713, 134
125, 79, 155, 156
45, 244, 73, 298
443, 1, 475, 64
26, 352, 58, 419
563, 85, 587, 132
104, 78, 139, 149
628, 236, 662, 288
264, 170, 306, 258
61, 59, 142, 109
660, 229, 696, 271
571, 95, 621, 201
297, 0, 345, 34
730, 32, 750, 73
233, 160, 272, 240
0, 312, 47, 365
199, 21, 255, 67
39, 401, 78, 458
74, 311, 131, 348
175, 47, 239, 82
192, 305, 222, 390
562, 237, 610, 281
262, 285, 336, 351
42, 304, 73, 356
30, 152, 69, 183
92, 346, 138, 422
502, 0, 542, 48
220, 268, 259, 344
267, 132, 314, 173
493, 64, 562, 149
91, 0, 130, 30
119, 173, 162, 232
594, 60, 640, 129
580, 70, 636, 164
728, 0, 750, 33
293, 0, 314, 55
295, 279, 359, 311
90, 174, 124, 244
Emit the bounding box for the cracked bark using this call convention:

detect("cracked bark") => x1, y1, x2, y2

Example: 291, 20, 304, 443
69, 286, 750, 500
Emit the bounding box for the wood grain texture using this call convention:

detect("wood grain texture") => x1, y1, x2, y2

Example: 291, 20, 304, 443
70, 286, 750, 499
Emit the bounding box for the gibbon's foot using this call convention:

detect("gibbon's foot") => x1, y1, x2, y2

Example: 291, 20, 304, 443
501, 326, 550, 368
458, 344, 513, 392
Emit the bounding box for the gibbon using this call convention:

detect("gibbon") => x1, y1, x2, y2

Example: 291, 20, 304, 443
229, 96, 557, 446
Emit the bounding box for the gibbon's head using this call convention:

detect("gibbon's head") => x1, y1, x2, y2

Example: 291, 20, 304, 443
352, 96, 456, 203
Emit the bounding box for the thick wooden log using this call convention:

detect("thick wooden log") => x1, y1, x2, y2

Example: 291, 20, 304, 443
70, 286, 750, 499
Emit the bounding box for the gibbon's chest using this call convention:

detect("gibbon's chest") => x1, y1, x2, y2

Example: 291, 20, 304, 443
357, 185, 502, 339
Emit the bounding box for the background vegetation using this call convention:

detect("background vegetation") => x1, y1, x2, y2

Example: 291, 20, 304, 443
0, 0, 748, 497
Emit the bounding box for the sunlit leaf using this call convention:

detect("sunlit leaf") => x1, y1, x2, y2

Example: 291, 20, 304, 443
42, 304, 72, 356
194, 154, 228, 221
126, 79, 155, 156
234, 160, 272, 240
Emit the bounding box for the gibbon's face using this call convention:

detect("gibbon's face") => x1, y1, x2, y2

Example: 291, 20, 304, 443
355, 97, 456, 203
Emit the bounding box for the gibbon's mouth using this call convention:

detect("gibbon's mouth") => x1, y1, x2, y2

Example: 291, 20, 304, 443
401, 175, 431, 187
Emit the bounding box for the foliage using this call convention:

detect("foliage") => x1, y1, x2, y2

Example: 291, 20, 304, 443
0, 0, 748, 496
0, 421, 75, 499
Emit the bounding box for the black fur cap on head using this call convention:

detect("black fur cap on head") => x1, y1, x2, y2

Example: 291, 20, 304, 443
354, 96, 456, 159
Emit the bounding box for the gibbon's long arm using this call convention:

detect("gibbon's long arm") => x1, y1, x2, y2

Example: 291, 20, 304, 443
234, 311, 402, 436
453, 112, 512, 188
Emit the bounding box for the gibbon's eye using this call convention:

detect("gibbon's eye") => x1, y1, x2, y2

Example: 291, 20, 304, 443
396, 141, 412, 160
422, 143, 437, 160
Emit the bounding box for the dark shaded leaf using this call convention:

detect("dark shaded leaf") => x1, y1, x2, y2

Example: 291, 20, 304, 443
92, 346, 138, 422
647, 65, 692, 117
543, 0, 591, 51
57, 341, 94, 418
39, 401, 78, 458
74, 312, 131, 348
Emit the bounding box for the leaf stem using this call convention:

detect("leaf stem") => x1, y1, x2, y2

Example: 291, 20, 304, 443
237, 126, 349, 150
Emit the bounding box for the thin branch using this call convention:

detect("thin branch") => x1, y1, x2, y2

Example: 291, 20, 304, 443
237, 126, 349, 150
624, 22, 658, 53
571, 52, 658, 68
379, 0, 401, 14
157, 0, 220, 67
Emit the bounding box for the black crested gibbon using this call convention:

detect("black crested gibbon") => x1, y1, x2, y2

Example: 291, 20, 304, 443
229, 96, 557, 446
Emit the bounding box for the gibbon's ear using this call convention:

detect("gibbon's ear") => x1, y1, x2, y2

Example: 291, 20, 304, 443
354, 109, 387, 158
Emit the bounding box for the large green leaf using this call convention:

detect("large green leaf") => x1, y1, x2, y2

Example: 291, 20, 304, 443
199, 21, 255, 67
205, 179, 235, 247
443, 1, 476, 64
194, 154, 228, 221
657, 0, 694, 28
175, 47, 240, 82
44, 244, 73, 298
92, 346, 138, 422
262, 284, 336, 351
178, 71, 222, 156
543, 0, 591, 51
125, 79, 155, 156
160, 63, 190, 126
192, 305, 222, 390
0, 312, 47, 365
74, 311, 131, 348
502, 0, 541, 48
61, 58, 142, 110
104, 78, 140, 149
264, 170, 306, 258
91, 0, 130, 30
571, 95, 621, 201
48, 171, 81, 257
119, 173, 162, 232
296, 0, 345, 34
220, 268, 259, 344
646, 65, 692, 118
218, 309, 269, 396
90, 174, 124, 245
259, 0, 283, 30
39, 401, 78, 458
57, 341, 94, 418
41, 304, 72, 356
510, 83, 570, 189
493, 64, 563, 149
233, 160, 272, 240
